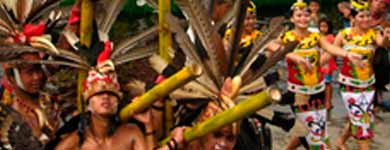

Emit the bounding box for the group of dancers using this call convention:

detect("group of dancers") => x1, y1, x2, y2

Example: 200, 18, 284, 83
0, 0, 389, 150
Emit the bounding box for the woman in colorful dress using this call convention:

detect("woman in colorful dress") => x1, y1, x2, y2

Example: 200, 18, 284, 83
268, 1, 362, 149
334, 1, 390, 150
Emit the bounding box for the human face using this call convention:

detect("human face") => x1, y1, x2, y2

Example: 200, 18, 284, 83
244, 11, 257, 33
353, 10, 371, 30
309, 1, 320, 13
319, 21, 329, 34
18, 53, 44, 94
89, 92, 119, 116
201, 126, 237, 150
370, 0, 386, 14
291, 9, 311, 30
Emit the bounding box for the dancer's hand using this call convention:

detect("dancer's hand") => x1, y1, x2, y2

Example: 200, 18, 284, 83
170, 127, 186, 149
296, 56, 314, 73
346, 52, 364, 68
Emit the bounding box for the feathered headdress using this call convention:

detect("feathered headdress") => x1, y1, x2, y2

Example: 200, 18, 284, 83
0, 0, 62, 53
0, 0, 157, 97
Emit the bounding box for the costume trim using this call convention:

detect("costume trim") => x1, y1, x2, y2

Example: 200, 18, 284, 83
288, 80, 325, 95
338, 73, 375, 88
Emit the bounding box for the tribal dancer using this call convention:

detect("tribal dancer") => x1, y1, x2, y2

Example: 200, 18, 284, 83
185, 83, 240, 150
0, 0, 63, 149
333, 0, 390, 150
55, 59, 184, 150
268, 0, 363, 149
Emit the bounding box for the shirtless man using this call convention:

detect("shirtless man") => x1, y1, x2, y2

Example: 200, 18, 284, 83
53, 64, 150, 150
55, 67, 184, 150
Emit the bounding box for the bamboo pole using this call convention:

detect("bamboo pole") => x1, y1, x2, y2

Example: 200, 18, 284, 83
160, 88, 281, 144
164, 99, 174, 136
76, 0, 93, 112
159, 0, 174, 135
80, 0, 93, 48
120, 64, 202, 122
159, 0, 172, 63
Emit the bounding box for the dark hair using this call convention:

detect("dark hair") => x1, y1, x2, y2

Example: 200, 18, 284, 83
289, 7, 311, 18
350, 8, 359, 17
77, 103, 121, 147
309, 0, 320, 5
350, 8, 370, 18
319, 18, 334, 34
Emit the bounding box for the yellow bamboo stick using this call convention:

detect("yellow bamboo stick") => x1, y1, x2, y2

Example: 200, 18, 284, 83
120, 64, 202, 122
164, 99, 174, 136
80, 0, 93, 48
160, 88, 281, 144
158, 0, 172, 63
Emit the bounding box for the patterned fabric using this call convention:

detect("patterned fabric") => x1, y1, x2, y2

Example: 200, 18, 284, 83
282, 31, 325, 95
340, 88, 375, 139
291, 92, 330, 150
339, 28, 376, 88
224, 28, 263, 48
83, 68, 122, 101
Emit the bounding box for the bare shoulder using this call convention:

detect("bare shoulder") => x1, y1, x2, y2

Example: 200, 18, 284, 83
113, 123, 145, 145
55, 131, 80, 150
